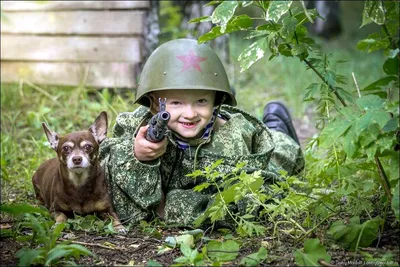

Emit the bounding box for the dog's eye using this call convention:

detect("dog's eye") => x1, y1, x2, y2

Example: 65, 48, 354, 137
83, 144, 93, 152
62, 146, 71, 154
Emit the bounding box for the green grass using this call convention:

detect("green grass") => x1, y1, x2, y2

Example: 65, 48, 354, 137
0, 82, 138, 203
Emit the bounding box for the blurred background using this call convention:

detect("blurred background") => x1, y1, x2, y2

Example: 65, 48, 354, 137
0, 1, 386, 202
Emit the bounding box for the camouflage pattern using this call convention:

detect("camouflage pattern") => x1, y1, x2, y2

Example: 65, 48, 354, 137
100, 105, 304, 226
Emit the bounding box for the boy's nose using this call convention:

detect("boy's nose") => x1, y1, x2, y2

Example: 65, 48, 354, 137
183, 105, 197, 118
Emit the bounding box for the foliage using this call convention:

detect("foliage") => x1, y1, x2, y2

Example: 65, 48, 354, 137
188, 159, 267, 237
326, 216, 382, 252
187, 0, 399, 264
65, 214, 126, 235
294, 238, 331, 266
1, 204, 93, 266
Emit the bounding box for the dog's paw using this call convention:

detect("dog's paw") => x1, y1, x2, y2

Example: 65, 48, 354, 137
115, 225, 127, 235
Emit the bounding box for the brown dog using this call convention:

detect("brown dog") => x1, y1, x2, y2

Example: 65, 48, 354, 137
32, 111, 126, 234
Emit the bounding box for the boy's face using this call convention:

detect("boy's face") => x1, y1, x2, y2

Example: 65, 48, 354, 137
151, 89, 216, 139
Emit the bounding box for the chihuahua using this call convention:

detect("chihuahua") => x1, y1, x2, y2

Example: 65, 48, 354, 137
32, 111, 126, 234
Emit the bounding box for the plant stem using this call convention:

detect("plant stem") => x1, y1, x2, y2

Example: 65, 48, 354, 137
298, 213, 336, 242
382, 24, 398, 54
374, 157, 392, 202
303, 59, 347, 107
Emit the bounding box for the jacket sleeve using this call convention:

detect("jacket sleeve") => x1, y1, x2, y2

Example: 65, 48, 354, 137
99, 109, 163, 220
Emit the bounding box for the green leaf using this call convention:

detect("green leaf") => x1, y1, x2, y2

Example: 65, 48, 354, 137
388, 49, 399, 59
355, 110, 391, 136
280, 16, 297, 38
363, 0, 385, 25
266, 1, 293, 23
392, 180, 400, 221
291, 43, 306, 56
327, 217, 381, 251
207, 240, 240, 262
45, 248, 72, 266
383, 57, 399, 75
238, 38, 268, 72
193, 182, 211, 192
360, 218, 382, 247
147, 260, 163, 267
50, 222, 66, 248
294, 239, 331, 266
357, 33, 389, 53
211, 1, 239, 33
198, 15, 252, 43
239, 247, 268, 266
0, 203, 49, 216
362, 76, 396, 93
16, 248, 44, 267
165, 234, 195, 248
256, 23, 282, 32
359, 123, 380, 148
189, 16, 212, 24
356, 95, 384, 111
303, 83, 320, 101
319, 119, 353, 148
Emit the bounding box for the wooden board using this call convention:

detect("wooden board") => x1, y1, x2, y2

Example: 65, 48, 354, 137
1, 61, 138, 88
1, 1, 149, 11
1, 11, 145, 35
1, 35, 142, 62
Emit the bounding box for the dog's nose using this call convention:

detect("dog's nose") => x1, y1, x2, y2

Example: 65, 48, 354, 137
72, 156, 82, 165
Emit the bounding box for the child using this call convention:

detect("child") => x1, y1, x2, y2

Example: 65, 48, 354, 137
100, 39, 304, 226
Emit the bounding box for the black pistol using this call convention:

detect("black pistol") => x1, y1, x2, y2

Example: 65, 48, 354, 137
146, 98, 170, 142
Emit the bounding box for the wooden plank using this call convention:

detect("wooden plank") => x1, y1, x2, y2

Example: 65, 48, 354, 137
0, 61, 138, 88
1, 1, 150, 11
1, 35, 143, 62
1, 11, 146, 35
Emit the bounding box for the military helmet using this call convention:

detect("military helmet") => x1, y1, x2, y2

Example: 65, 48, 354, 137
135, 38, 237, 107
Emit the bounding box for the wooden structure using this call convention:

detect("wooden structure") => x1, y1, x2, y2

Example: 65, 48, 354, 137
0, 1, 150, 88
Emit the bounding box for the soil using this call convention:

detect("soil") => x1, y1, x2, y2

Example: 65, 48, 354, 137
1, 223, 399, 266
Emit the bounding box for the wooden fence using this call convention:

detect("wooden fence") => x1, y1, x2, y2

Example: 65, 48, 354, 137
0, 1, 150, 88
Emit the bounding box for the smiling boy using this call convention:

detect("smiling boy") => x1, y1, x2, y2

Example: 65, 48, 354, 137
100, 39, 304, 226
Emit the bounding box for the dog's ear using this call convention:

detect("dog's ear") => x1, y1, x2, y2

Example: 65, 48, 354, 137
89, 111, 108, 144
42, 122, 59, 151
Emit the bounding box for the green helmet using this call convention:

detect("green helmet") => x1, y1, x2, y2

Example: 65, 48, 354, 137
135, 38, 237, 107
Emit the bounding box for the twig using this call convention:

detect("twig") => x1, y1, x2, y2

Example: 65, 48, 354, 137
318, 259, 336, 267
298, 213, 336, 242
58, 238, 127, 251
352, 72, 361, 98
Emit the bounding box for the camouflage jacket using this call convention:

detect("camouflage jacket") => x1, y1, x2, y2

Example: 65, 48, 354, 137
100, 105, 304, 226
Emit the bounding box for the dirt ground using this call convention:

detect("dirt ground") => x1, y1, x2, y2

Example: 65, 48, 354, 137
1, 223, 399, 266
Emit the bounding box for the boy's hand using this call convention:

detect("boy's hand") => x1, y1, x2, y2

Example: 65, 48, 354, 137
134, 125, 168, 162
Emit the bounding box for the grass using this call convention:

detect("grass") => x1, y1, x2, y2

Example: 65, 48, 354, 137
0, 82, 138, 203
0, 1, 387, 204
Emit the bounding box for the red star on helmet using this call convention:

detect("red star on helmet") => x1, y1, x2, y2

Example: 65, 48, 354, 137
176, 50, 207, 72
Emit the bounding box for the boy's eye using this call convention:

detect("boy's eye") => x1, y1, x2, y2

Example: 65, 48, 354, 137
170, 101, 181, 106
198, 99, 208, 104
